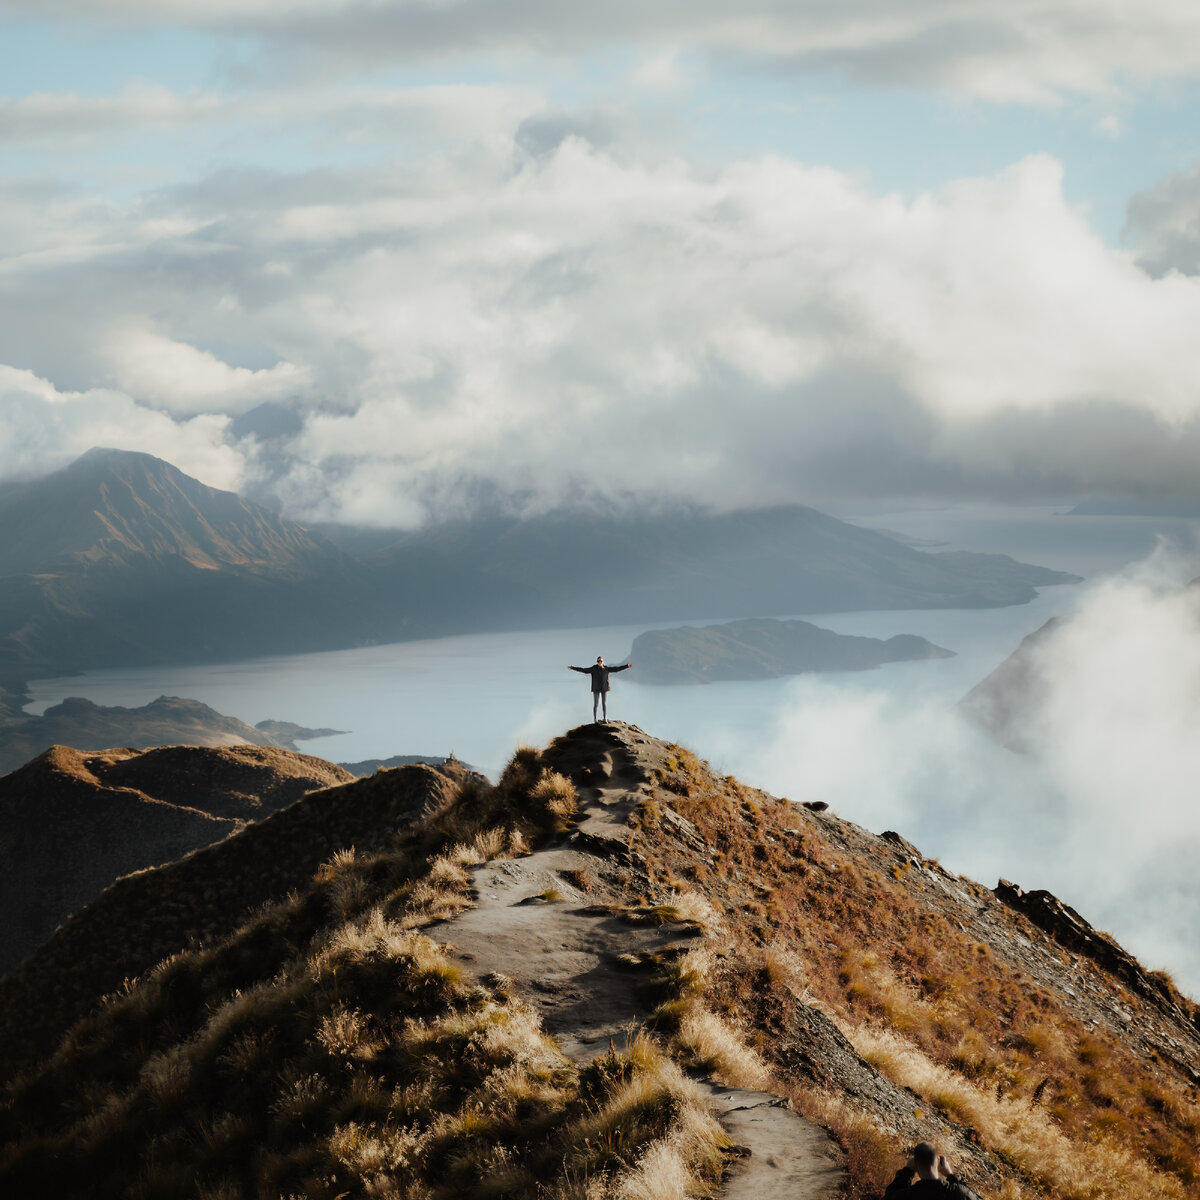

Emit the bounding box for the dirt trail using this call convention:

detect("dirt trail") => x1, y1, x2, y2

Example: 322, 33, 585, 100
430, 721, 844, 1199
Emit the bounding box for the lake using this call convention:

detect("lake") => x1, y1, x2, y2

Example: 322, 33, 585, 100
23, 505, 1200, 991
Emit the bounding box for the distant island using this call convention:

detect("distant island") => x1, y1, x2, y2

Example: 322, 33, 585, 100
0, 695, 346, 777
0, 448, 1078, 772
629, 617, 955, 685
1066, 498, 1200, 517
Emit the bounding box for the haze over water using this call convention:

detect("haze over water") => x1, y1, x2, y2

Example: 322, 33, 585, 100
26, 507, 1200, 993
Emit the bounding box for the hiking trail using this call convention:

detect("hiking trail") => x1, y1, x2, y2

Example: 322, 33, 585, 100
429, 721, 845, 1200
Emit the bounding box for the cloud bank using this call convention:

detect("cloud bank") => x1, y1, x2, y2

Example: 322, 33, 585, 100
9, 1, 1200, 104
724, 547, 1200, 993
5, 127, 1200, 522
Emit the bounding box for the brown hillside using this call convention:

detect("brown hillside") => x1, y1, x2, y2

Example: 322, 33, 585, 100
539, 724, 1200, 1198
1, 724, 1196, 1200
0, 758, 456, 1074
0, 744, 353, 978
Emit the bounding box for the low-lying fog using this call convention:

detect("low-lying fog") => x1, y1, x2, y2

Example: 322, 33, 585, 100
25, 506, 1200, 994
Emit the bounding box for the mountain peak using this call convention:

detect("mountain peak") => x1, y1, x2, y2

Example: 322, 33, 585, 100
1, 724, 1195, 1200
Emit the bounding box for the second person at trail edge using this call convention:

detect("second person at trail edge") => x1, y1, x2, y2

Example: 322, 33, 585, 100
568, 656, 632, 722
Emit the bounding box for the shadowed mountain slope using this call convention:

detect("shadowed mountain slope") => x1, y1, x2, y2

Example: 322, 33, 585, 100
960, 617, 1062, 752
0, 758, 472, 1078
1, 725, 1197, 1200
0, 743, 354, 977
0, 451, 1078, 698
354, 506, 1081, 634
0, 448, 397, 678
0, 695, 311, 776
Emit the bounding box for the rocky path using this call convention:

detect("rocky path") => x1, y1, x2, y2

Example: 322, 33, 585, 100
429, 722, 845, 1200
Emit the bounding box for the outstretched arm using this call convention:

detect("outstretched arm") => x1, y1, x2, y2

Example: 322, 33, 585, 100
610, 662, 632, 672
568, 665, 587, 673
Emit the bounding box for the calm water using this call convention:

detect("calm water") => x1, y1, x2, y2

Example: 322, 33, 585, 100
25, 505, 1190, 775
23, 507, 1200, 990
24, 590, 1076, 777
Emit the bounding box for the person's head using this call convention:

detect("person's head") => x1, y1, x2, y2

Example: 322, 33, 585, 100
596, 656, 604, 665
912, 1142, 937, 1178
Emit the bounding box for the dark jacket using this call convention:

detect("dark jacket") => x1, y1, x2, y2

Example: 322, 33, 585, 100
883, 1169, 985, 1200
570, 663, 630, 693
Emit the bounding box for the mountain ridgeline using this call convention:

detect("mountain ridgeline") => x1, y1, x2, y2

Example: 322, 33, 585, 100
0, 448, 1078, 689
0, 724, 1195, 1200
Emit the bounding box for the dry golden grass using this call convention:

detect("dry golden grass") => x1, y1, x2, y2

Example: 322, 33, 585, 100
675, 1008, 771, 1090
0, 744, 738, 1200
623, 739, 1200, 1200
851, 1024, 1187, 1200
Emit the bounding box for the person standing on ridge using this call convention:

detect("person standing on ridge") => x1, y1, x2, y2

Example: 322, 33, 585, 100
568, 656, 632, 723
884, 1142, 985, 1199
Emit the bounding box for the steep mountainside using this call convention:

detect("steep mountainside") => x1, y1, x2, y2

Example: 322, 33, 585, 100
0, 448, 397, 678
960, 617, 1062, 751
0, 758, 471, 1075
0, 451, 1078, 699
630, 616, 954, 684
0, 743, 353, 976
0, 725, 1195, 1200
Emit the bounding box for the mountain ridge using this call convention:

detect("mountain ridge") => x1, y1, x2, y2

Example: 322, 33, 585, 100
0, 450, 1079, 693
0, 724, 1194, 1200
0, 742, 354, 976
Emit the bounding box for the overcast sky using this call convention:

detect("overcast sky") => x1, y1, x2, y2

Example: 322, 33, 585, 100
4, 1, 1200, 525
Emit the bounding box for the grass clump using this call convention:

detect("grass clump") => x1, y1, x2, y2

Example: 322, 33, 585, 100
0, 745, 731, 1200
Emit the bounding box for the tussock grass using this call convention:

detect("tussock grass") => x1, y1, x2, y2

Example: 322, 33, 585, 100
675, 1008, 771, 1090
646, 944, 771, 1090
624, 738, 1200, 1200
851, 1024, 1188, 1200
0, 744, 730, 1200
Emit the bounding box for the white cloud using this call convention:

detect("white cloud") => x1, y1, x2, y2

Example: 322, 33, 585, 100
8, 0, 1200, 104
0, 79, 542, 151
5, 123, 1200, 521
713, 546, 1200, 993
106, 327, 310, 415
0, 80, 223, 143
0, 363, 245, 487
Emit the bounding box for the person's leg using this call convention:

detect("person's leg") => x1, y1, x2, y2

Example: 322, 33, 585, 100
592, 691, 600, 721
600, 691, 608, 720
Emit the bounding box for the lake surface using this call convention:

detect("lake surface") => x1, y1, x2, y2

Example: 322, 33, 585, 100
26, 504, 1192, 774
24, 588, 1076, 776
23, 506, 1200, 991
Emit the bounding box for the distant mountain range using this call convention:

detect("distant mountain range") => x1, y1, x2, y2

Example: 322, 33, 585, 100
630, 617, 954, 684
0, 448, 1079, 695
0, 448, 398, 681
0, 694, 344, 776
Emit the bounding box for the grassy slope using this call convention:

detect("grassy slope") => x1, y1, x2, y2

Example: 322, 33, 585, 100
4, 727, 1197, 1200
621, 744, 1200, 1200
0, 748, 728, 1200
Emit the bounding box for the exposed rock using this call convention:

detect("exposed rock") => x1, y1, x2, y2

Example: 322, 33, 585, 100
995, 878, 1194, 1019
